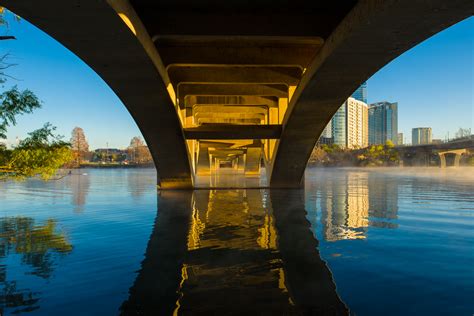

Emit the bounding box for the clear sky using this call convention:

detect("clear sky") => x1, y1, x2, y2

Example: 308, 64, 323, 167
1, 13, 472, 149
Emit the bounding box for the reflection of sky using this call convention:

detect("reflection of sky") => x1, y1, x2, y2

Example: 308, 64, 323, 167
0, 168, 158, 315
305, 168, 474, 316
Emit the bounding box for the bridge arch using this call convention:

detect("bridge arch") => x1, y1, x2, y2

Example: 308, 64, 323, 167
270, 0, 473, 187
1, 0, 193, 189
2, 0, 472, 188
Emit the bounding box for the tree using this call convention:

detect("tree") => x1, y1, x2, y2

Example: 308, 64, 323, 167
127, 136, 152, 164
0, 85, 42, 138
0, 7, 20, 40
70, 127, 89, 165
0, 11, 73, 180
455, 127, 471, 139
129, 136, 144, 148
0, 123, 73, 180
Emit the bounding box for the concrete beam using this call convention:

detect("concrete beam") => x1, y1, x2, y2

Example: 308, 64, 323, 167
154, 36, 323, 67
184, 96, 278, 109
193, 105, 268, 115
168, 66, 302, 86
270, 0, 474, 188
184, 124, 282, 140
131, 7, 357, 37
177, 83, 288, 105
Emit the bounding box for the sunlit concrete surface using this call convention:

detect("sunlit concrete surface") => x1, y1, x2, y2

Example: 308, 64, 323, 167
2, 0, 472, 188
194, 169, 268, 189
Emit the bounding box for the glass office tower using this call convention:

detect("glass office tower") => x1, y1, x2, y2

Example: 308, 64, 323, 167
368, 102, 398, 145
352, 82, 368, 104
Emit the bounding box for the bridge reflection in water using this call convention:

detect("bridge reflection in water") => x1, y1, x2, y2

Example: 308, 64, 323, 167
120, 189, 348, 315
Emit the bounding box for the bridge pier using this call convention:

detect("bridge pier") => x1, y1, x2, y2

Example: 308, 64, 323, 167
436, 149, 467, 168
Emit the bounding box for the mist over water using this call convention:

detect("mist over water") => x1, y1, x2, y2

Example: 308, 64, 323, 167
0, 168, 472, 315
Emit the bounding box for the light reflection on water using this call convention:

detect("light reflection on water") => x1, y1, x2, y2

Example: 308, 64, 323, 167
0, 168, 472, 315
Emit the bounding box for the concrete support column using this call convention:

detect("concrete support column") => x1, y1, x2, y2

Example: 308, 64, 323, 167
454, 153, 462, 167
438, 153, 446, 168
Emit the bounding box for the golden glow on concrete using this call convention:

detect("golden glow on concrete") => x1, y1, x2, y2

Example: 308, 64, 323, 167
117, 13, 136, 35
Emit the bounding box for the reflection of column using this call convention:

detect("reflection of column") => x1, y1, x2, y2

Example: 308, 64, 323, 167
120, 191, 192, 316
270, 189, 348, 314
121, 188, 348, 315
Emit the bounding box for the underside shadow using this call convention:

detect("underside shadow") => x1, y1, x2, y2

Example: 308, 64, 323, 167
120, 189, 348, 315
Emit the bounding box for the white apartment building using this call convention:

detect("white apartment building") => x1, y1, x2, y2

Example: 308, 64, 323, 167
345, 97, 369, 148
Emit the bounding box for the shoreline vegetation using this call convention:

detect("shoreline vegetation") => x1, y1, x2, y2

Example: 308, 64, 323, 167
78, 162, 154, 168
309, 141, 400, 167
308, 141, 474, 167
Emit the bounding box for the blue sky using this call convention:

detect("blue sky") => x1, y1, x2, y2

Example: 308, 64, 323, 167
1, 13, 472, 149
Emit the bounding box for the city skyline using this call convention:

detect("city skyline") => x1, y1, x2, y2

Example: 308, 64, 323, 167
0, 13, 472, 149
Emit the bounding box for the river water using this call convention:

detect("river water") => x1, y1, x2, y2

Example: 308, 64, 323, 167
0, 168, 472, 315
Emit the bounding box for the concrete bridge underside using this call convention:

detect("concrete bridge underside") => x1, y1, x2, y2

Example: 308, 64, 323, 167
3, 0, 472, 188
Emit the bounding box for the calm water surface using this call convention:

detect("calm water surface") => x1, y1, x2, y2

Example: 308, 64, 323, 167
0, 168, 472, 315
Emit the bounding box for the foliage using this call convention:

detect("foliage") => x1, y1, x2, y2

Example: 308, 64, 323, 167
70, 127, 89, 165
0, 21, 73, 179
127, 136, 152, 164
357, 141, 399, 167
0, 86, 41, 138
0, 124, 74, 180
129, 136, 144, 148
310, 141, 399, 167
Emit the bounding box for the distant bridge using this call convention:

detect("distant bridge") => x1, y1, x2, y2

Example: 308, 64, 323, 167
396, 138, 474, 167
2, 0, 472, 187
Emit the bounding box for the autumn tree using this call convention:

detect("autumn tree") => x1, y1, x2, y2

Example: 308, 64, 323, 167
127, 136, 152, 164
70, 127, 89, 165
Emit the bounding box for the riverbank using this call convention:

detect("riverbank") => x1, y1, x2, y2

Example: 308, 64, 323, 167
78, 162, 155, 168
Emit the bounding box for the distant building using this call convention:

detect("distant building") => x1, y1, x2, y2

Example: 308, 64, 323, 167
330, 97, 368, 148
368, 101, 398, 145
397, 133, 404, 145
346, 98, 369, 148
432, 139, 443, 144
332, 105, 346, 147
352, 82, 367, 104
412, 127, 432, 145
321, 120, 332, 138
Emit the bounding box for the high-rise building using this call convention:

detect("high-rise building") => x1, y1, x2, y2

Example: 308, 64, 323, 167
412, 127, 432, 145
346, 98, 369, 148
352, 82, 367, 104
331, 105, 346, 147
321, 120, 332, 138
368, 101, 398, 145
331, 97, 368, 148
397, 133, 404, 145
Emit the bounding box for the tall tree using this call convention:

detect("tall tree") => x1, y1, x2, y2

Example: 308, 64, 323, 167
70, 127, 89, 165
129, 136, 144, 148
127, 136, 152, 164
